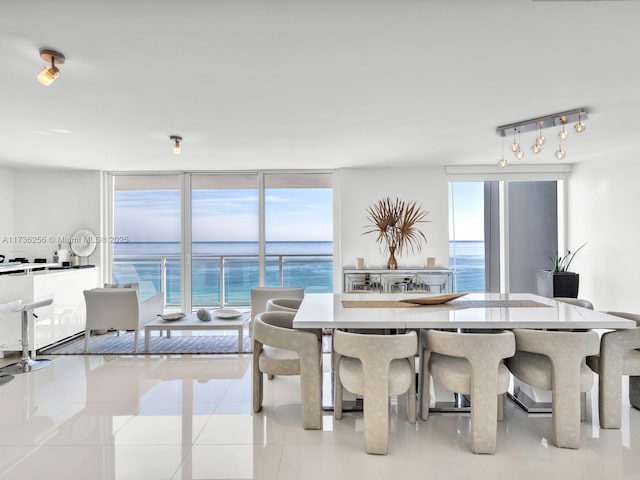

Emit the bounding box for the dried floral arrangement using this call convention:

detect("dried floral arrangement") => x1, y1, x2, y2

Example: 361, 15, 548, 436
362, 197, 430, 268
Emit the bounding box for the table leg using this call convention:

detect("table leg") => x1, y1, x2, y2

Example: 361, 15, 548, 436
237, 326, 243, 352
144, 329, 151, 353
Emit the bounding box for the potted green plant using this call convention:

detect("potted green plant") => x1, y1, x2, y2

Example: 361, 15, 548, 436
362, 197, 429, 269
537, 243, 587, 298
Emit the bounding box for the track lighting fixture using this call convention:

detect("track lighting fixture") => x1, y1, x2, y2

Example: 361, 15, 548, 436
496, 108, 588, 166
170, 135, 182, 154
37, 49, 66, 86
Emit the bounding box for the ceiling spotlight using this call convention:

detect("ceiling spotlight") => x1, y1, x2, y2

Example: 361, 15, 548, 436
170, 135, 182, 154
575, 112, 586, 133
37, 49, 65, 86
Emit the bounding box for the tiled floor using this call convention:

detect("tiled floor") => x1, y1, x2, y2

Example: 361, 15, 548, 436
0, 352, 638, 480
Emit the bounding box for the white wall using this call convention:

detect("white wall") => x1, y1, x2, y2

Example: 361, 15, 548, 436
11, 169, 102, 268
0, 167, 14, 252
338, 167, 450, 276
568, 158, 640, 312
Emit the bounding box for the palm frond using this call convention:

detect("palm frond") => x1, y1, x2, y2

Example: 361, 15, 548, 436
362, 197, 430, 256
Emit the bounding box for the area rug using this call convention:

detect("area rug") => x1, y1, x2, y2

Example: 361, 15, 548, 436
39, 331, 252, 355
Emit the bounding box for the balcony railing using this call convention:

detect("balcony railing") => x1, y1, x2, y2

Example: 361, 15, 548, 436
113, 253, 333, 308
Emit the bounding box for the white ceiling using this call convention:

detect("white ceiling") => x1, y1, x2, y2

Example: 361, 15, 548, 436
1, 0, 638, 172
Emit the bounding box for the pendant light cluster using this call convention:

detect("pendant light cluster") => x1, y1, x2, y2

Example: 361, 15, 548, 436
496, 108, 588, 168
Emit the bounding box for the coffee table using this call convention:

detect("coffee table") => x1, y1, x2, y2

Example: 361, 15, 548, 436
144, 312, 250, 353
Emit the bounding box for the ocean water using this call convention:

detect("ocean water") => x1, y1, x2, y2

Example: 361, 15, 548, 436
449, 240, 485, 292
113, 241, 334, 306
112, 240, 485, 306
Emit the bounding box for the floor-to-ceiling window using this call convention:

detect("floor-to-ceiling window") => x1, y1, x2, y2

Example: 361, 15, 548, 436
109, 171, 333, 310
448, 182, 486, 292
112, 175, 183, 305
264, 173, 333, 292
191, 174, 259, 308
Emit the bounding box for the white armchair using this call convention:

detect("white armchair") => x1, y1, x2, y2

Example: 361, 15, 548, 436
83, 288, 164, 353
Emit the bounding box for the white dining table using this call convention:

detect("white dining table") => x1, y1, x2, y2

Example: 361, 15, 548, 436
293, 292, 636, 412
293, 292, 637, 330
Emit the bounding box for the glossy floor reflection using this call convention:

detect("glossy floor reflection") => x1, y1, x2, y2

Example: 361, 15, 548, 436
0, 353, 638, 480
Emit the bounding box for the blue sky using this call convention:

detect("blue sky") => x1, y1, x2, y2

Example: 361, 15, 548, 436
114, 188, 333, 242
449, 182, 484, 241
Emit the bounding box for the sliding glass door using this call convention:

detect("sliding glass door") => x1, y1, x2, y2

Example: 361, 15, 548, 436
449, 178, 562, 294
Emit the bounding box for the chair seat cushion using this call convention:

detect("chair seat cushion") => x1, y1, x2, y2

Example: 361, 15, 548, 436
429, 353, 511, 395
587, 349, 640, 375
507, 351, 594, 391
339, 357, 412, 396
258, 345, 300, 375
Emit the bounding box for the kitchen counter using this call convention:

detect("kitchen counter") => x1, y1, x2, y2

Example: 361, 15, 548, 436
0, 267, 99, 353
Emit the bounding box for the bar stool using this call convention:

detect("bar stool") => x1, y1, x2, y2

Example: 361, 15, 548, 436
0, 298, 54, 375
0, 300, 22, 385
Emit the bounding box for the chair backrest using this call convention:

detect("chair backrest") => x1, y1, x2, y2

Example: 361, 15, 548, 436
333, 329, 417, 367
266, 298, 303, 313
554, 298, 594, 310
250, 287, 304, 322
423, 329, 515, 365
84, 288, 141, 331
253, 311, 320, 353
512, 328, 600, 361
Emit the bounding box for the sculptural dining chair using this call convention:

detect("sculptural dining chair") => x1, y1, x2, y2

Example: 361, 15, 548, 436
252, 311, 322, 429
586, 311, 640, 429
333, 329, 417, 455
250, 287, 304, 335
506, 328, 599, 448
418, 329, 515, 454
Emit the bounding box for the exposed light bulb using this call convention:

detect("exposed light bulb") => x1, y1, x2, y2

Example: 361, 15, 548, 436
559, 126, 569, 140
511, 129, 519, 152
516, 149, 524, 160
170, 135, 182, 154
498, 158, 507, 168
555, 147, 565, 160
531, 144, 541, 154
536, 134, 545, 147
575, 121, 585, 133
37, 65, 59, 86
